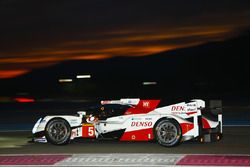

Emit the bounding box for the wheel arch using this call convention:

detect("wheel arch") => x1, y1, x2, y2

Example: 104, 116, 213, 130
153, 116, 180, 130
43, 115, 82, 129
45, 117, 71, 130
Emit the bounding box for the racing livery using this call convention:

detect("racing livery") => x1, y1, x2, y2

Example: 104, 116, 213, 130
32, 99, 223, 147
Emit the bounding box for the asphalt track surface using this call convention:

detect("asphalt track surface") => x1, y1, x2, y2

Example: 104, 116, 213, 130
0, 126, 250, 154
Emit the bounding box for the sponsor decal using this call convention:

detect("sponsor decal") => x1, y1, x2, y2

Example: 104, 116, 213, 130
187, 107, 196, 111
171, 106, 185, 111
71, 127, 81, 139
145, 117, 152, 120
171, 112, 186, 114
143, 101, 150, 108
71, 129, 78, 139
131, 117, 142, 120
187, 103, 196, 107
70, 119, 79, 124
131, 121, 153, 127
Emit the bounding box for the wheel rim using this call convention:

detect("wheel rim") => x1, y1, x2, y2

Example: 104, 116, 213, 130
48, 121, 68, 142
157, 122, 178, 144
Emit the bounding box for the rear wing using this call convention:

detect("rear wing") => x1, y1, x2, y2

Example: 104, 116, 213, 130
191, 99, 205, 109
201, 100, 222, 116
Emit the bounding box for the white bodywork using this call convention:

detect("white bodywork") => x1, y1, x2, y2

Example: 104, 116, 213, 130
32, 99, 222, 143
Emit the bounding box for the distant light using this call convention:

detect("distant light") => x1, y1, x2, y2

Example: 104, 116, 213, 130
58, 79, 73, 83
14, 97, 35, 103
142, 82, 157, 85
76, 75, 91, 79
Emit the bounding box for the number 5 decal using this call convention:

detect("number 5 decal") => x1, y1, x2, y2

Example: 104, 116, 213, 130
82, 124, 95, 138
88, 126, 94, 137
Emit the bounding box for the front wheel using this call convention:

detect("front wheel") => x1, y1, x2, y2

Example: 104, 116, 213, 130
154, 119, 182, 147
45, 118, 71, 145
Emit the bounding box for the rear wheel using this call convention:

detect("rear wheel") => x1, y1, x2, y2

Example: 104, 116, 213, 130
45, 118, 71, 145
154, 119, 182, 147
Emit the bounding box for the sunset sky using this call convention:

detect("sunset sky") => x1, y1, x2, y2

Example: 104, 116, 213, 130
0, 0, 250, 78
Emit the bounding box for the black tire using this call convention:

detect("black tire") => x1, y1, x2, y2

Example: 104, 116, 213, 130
154, 119, 182, 147
45, 118, 71, 145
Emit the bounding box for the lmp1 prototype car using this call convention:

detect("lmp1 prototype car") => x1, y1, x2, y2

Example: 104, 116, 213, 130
32, 99, 222, 147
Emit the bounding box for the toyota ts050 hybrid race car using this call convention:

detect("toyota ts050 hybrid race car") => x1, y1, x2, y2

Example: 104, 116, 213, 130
32, 99, 223, 147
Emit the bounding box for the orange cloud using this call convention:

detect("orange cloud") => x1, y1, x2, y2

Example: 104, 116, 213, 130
0, 70, 29, 79
71, 54, 113, 60
0, 24, 242, 78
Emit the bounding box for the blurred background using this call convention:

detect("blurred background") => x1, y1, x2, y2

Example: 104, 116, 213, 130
0, 0, 250, 131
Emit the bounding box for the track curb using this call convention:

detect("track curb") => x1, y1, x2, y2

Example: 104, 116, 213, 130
1, 154, 250, 166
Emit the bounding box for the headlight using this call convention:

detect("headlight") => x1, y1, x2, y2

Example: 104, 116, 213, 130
32, 118, 42, 134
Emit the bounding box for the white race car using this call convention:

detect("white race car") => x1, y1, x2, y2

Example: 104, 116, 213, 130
32, 99, 222, 147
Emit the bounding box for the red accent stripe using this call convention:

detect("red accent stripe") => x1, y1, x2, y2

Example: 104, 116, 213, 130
202, 117, 211, 128
120, 128, 154, 141
0, 155, 70, 165
177, 155, 250, 166
124, 100, 160, 115
180, 123, 194, 134
186, 111, 197, 116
